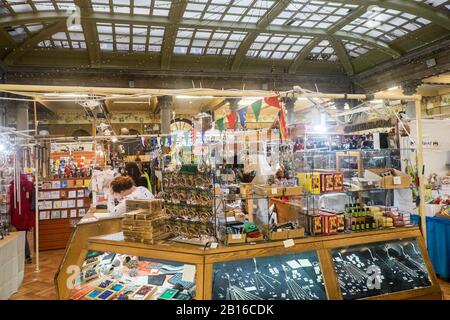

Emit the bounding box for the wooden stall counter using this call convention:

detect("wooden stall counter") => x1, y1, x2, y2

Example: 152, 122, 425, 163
54, 212, 123, 300
56, 226, 442, 300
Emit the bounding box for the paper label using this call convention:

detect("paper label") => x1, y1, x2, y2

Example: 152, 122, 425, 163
210, 242, 218, 249
272, 188, 277, 195
231, 234, 242, 240
226, 216, 236, 222
182, 264, 196, 282
393, 176, 402, 185
283, 239, 295, 248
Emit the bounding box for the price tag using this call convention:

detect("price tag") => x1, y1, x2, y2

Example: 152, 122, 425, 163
272, 188, 278, 195
216, 170, 221, 177
182, 264, 196, 282
226, 216, 236, 222
210, 242, 218, 249
231, 234, 242, 240
283, 238, 295, 248
277, 229, 283, 232
393, 176, 402, 185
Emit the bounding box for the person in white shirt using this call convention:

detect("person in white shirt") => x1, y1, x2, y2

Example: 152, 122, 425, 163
106, 175, 154, 217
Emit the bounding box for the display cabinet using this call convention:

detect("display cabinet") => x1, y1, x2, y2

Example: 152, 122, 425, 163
56, 227, 442, 300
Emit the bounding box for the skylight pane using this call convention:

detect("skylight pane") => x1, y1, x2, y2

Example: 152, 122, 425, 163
173, 27, 247, 56
271, 0, 358, 29
340, 6, 431, 42
246, 33, 313, 60
183, 0, 275, 23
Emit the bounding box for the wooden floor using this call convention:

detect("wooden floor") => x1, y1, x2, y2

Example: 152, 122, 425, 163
9, 249, 450, 300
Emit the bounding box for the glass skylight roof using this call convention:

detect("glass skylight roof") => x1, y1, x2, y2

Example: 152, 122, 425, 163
6, 23, 47, 42
1, 1, 76, 14
246, 33, 313, 60
174, 28, 247, 56
91, 0, 171, 16
414, 0, 450, 9
96, 23, 165, 52
38, 28, 86, 49
307, 40, 338, 62
270, 0, 358, 28
341, 7, 431, 42
183, 0, 275, 24
342, 40, 372, 59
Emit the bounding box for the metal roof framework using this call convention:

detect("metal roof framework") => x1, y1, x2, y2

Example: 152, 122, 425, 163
0, 0, 449, 75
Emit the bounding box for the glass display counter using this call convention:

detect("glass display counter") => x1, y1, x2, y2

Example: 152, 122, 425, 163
56, 226, 442, 300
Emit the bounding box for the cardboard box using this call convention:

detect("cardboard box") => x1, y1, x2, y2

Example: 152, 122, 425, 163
227, 233, 246, 244
283, 186, 303, 196
287, 228, 305, 239
321, 213, 338, 235
364, 168, 411, 189
254, 185, 284, 197
269, 229, 289, 240
334, 173, 344, 192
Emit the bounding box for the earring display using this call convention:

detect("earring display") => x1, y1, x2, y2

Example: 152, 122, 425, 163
212, 251, 327, 300
159, 171, 215, 246
332, 238, 431, 300
69, 251, 196, 300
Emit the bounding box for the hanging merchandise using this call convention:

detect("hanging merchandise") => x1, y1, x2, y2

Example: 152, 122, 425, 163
9, 173, 35, 230
238, 107, 248, 128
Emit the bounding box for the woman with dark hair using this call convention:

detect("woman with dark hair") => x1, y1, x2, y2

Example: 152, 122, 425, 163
124, 162, 148, 189
106, 176, 154, 217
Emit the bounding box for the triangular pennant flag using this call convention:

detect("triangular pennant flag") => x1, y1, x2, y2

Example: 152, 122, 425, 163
238, 107, 248, 128
264, 96, 281, 109
217, 118, 224, 131
227, 112, 237, 130
251, 100, 262, 122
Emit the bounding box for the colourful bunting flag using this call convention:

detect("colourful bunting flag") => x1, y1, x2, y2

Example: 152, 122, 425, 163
264, 96, 287, 141
217, 118, 224, 131
238, 107, 248, 128
227, 112, 237, 130
251, 100, 262, 122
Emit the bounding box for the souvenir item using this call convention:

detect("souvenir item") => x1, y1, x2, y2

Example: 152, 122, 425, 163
131, 285, 157, 300
158, 288, 179, 300
86, 289, 102, 300
97, 290, 115, 300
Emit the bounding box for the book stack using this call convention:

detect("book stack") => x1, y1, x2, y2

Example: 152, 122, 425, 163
122, 199, 167, 244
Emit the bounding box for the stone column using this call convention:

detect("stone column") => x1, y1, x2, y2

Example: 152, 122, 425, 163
16, 100, 29, 131
401, 80, 422, 118
158, 95, 173, 135
282, 97, 297, 127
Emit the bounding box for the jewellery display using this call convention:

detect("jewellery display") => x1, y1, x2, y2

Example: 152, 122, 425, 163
332, 238, 431, 300
212, 251, 327, 300
160, 171, 215, 246
70, 251, 196, 300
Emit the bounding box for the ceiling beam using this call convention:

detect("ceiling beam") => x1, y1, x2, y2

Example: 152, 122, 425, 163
231, 0, 291, 72
74, 0, 101, 67
3, 21, 67, 65
0, 11, 400, 58
423, 74, 450, 85
161, 0, 188, 70
329, 37, 354, 76
288, 38, 322, 75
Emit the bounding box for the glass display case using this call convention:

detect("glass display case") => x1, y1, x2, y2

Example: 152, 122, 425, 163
69, 250, 196, 300
331, 238, 431, 300
212, 251, 327, 300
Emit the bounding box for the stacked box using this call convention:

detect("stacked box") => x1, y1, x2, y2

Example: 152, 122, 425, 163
122, 200, 168, 244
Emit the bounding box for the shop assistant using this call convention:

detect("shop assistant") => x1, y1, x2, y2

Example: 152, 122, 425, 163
107, 175, 154, 216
